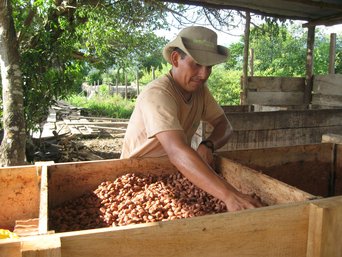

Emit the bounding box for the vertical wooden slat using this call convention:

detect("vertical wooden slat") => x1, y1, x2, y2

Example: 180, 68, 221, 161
329, 33, 336, 75
304, 25, 315, 105
306, 198, 342, 257
241, 11, 250, 105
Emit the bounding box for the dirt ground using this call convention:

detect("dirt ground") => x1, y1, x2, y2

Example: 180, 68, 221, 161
29, 134, 124, 163
78, 137, 124, 159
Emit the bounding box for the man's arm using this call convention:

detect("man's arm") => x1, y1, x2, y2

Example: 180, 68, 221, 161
155, 130, 262, 212
197, 114, 232, 165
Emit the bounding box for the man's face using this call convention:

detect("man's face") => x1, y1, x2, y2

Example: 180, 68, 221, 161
173, 53, 212, 93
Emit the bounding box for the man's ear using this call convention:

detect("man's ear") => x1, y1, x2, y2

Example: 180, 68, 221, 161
170, 51, 179, 67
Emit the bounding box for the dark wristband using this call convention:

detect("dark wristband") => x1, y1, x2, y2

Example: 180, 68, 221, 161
200, 140, 215, 153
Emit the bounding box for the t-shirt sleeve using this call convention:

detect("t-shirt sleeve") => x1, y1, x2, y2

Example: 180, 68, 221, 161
139, 87, 183, 138
201, 85, 225, 124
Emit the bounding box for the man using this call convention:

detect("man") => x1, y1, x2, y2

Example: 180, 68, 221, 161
121, 26, 262, 211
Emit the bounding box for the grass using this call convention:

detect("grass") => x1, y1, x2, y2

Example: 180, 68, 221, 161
66, 93, 135, 119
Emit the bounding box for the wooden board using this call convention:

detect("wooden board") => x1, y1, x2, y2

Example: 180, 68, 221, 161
247, 76, 305, 92
194, 109, 342, 151
313, 74, 342, 96
219, 143, 340, 197
0, 165, 40, 230
2, 196, 338, 257
58, 202, 311, 257
225, 109, 342, 131
246, 91, 304, 105
311, 94, 342, 107
216, 157, 313, 204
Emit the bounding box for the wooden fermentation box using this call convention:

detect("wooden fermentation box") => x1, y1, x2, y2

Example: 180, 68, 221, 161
0, 155, 342, 257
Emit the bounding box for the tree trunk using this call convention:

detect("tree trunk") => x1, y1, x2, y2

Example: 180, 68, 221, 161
0, 0, 27, 166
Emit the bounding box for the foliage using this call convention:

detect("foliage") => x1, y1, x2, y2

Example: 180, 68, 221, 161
208, 66, 241, 105
67, 94, 135, 119
227, 23, 342, 77
139, 63, 171, 85
8, 0, 171, 132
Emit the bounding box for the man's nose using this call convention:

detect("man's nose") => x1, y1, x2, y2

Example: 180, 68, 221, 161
198, 66, 211, 79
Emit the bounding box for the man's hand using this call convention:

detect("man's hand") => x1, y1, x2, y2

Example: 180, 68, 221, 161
224, 191, 264, 212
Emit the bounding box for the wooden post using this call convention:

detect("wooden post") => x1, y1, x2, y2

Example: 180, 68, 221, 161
125, 73, 128, 100
304, 25, 315, 105
241, 11, 251, 105
249, 48, 254, 77
136, 69, 140, 96
329, 33, 336, 75
152, 66, 155, 80
115, 78, 118, 95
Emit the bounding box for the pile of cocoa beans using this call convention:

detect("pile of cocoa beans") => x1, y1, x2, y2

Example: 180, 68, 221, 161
50, 172, 226, 232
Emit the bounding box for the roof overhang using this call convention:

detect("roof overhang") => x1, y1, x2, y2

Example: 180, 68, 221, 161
163, 0, 342, 27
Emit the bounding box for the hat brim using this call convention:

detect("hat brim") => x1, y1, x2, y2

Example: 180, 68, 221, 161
163, 36, 229, 66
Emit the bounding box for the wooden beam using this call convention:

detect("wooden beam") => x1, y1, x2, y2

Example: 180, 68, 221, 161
304, 25, 315, 105
329, 33, 336, 74
241, 11, 250, 105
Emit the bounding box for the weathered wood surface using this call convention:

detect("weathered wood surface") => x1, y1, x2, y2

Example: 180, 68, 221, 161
247, 91, 304, 105
312, 74, 342, 107
195, 108, 342, 151
247, 76, 305, 92
313, 74, 342, 96
245, 76, 305, 105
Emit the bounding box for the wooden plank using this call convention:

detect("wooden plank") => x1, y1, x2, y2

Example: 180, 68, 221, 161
59, 202, 311, 257
224, 109, 342, 131
246, 91, 304, 105
217, 126, 342, 151
311, 94, 342, 107
216, 156, 314, 205
14, 219, 39, 237
48, 157, 177, 207
0, 240, 21, 257
218, 144, 334, 197
247, 76, 305, 92
219, 143, 333, 169
38, 164, 50, 235
306, 197, 342, 257
313, 74, 342, 96
21, 235, 61, 257
0, 165, 40, 230
335, 145, 342, 196
322, 133, 342, 144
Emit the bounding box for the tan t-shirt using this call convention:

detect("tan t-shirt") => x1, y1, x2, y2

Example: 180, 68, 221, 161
120, 73, 224, 159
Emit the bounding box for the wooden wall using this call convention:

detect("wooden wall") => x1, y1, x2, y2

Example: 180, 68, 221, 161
244, 74, 342, 108
312, 74, 342, 107
192, 108, 342, 151
245, 76, 305, 106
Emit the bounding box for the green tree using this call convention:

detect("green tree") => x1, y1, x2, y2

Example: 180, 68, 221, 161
227, 23, 342, 77
0, 0, 172, 165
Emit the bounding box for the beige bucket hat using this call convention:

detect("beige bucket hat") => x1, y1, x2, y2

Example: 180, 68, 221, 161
163, 26, 229, 66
